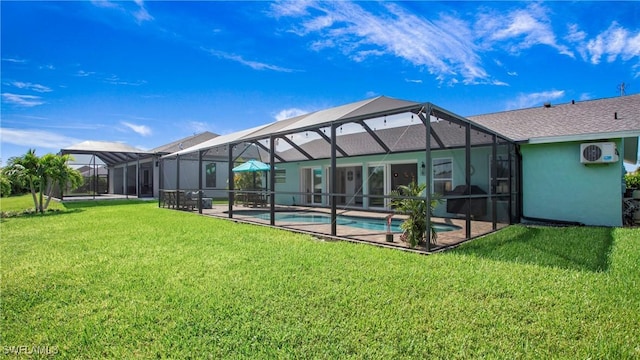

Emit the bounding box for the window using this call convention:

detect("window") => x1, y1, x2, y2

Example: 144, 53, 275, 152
432, 158, 452, 195
205, 163, 216, 187
275, 169, 286, 183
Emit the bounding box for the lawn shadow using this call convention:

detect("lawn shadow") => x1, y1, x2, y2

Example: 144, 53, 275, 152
1, 208, 85, 219
451, 225, 614, 272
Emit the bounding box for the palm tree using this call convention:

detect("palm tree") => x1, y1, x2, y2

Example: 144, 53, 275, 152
42, 154, 82, 210
390, 181, 441, 248
6, 149, 41, 211
6, 150, 83, 213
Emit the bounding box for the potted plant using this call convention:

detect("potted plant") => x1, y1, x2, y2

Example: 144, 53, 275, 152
390, 182, 442, 248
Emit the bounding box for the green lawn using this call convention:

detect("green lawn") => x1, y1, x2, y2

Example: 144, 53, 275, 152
1, 195, 639, 358
0, 193, 66, 215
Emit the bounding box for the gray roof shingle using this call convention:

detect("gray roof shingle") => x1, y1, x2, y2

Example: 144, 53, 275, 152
468, 94, 640, 142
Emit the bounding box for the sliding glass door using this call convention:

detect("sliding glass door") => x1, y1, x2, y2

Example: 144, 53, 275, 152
368, 165, 385, 208
301, 168, 323, 205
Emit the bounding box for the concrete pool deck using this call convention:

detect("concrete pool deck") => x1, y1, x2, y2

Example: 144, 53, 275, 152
192, 204, 506, 253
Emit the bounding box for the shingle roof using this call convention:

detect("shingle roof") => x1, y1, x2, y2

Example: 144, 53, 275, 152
166, 124, 271, 157
468, 94, 640, 142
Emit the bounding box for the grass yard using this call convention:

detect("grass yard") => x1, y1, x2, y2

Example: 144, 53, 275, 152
1, 196, 639, 358
0, 194, 66, 215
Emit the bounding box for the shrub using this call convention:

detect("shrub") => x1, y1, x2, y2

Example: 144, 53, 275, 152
0, 172, 11, 197
624, 169, 640, 189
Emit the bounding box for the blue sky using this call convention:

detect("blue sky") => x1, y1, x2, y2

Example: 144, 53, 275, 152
1, 1, 639, 168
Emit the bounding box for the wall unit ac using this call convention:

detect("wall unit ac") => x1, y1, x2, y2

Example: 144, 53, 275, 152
580, 142, 619, 164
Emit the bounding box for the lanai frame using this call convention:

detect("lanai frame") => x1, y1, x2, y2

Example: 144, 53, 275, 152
163, 97, 518, 250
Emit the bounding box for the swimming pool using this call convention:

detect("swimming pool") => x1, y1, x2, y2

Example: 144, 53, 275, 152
243, 211, 460, 233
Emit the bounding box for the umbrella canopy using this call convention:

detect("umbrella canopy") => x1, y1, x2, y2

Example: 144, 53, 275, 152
232, 159, 271, 173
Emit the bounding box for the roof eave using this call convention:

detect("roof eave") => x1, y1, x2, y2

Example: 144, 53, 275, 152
525, 130, 640, 145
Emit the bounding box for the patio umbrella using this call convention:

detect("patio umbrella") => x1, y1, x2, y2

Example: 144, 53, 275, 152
231, 159, 271, 173
232, 159, 273, 197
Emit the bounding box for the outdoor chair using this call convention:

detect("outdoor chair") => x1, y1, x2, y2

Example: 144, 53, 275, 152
178, 191, 198, 211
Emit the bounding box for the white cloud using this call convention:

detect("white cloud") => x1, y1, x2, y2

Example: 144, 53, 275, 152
475, 3, 573, 57
270, 2, 490, 84
203, 48, 296, 72
565, 24, 586, 43
271, 2, 614, 85
0, 128, 81, 149
121, 121, 152, 136
1, 57, 27, 63
9, 81, 52, 93
269, 0, 313, 18
133, 0, 153, 23
491, 79, 510, 86
405, 79, 423, 84
274, 108, 308, 121
104, 75, 146, 86
188, 121, 210, 133
579, 93, 592, 101
91, 0, 120, 9
2, 93, 45, 107
584, 22, 640, 64
505, 90, 565, 110
92, 0, 153, 23
75, 70, 95, 77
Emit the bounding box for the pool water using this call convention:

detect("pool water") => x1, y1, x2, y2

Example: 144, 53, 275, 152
246, 212, 460, 233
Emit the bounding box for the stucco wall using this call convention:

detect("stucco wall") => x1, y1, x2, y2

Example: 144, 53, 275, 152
521, 140, 623, 226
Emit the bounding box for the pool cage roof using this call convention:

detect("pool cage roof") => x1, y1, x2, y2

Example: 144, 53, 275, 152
163, 96, 514, 162
61, 141, 153, 167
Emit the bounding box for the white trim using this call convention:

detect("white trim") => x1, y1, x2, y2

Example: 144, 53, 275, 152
527, 130, 640, 144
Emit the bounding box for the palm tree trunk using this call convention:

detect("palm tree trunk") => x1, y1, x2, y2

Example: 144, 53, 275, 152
44, 182, 54, 210
38, 181, 45, 213
28, 179, 39, 211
